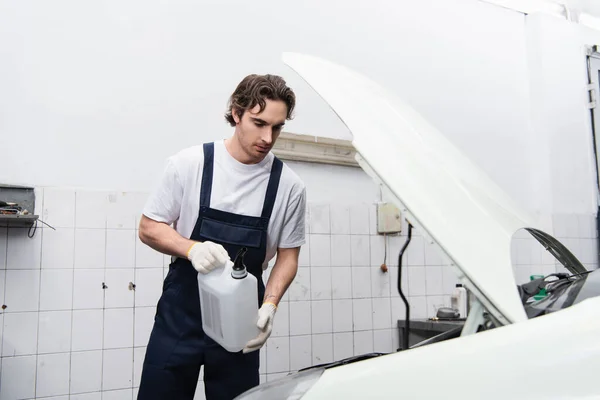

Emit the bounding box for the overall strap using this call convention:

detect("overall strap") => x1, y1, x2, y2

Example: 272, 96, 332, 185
199, 142, 214, 208
261, 156, 283, 219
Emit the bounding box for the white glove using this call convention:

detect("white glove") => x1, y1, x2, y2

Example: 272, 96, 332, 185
243, 302, 277, 353
186, 241, 229, 274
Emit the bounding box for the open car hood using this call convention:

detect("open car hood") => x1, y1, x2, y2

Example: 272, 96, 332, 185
283, 52, 534, 324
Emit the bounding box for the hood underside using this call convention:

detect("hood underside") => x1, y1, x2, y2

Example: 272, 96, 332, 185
283, 52, 535, 324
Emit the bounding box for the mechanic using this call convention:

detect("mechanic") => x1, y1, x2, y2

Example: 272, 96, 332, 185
136, 74, 306, 400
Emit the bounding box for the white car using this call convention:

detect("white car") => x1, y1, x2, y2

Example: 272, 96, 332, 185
235, 53, 600, 400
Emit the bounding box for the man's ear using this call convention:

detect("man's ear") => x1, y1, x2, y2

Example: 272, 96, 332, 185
232, 108, 244, 125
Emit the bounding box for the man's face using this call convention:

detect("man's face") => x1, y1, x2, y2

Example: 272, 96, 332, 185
233, 99, 287, 163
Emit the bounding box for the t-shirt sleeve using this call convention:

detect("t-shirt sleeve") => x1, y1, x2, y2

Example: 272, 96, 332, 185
278, 183, 307, 248
142, 157, 183, 225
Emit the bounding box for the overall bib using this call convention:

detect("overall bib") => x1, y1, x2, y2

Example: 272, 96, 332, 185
137, 142, 283, 400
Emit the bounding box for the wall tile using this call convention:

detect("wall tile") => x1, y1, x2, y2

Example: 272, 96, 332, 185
36, 352, 70, 398
194, 383, 205, 400
372, 298, 392, 330
310, 267, 332, 300
104, 269, 135, 308
288, 267, 310, 301
330, 235, 351, 267
369, 204, 378, 235
266, 337, 290, 373
565, 215, 579, 238
298, 240, 310, 267
42, 188, 75, 228
74, 229, 106, 269
0, 355, 36, 400
73, 269, 104, 310
41, 228, 75, 269
104, 308, 134, 349
72, 309, 103, 351
105, 193, 132, 230
134, 268, 163, 307
371, 267, 390, 298
351, 267, 372, 299
75, 190, 109, 229
350, 236, 370, 267
272, 302, 289, 337
71, 393, 102, 400
309, 204, 330, 234
106, 230, 135, 268
135, 236, 163, 268
70, 350, 103, 394
5, 269, 40, 312
133, 346, 146, 387
578, 215, 595, 238
373, 329, 393, 353
352, 299, 373, 331
424, 240, 444, 266
425, 266, 443, 296
387, 235, 404, 267
6, 228, 42, 269
406, 236, 425, 266
311, 300, 332, 334
333, 332, 353, 361
38, 311, 71, 354
330, 205, 350, 235
353, 331, 374, 355
312, 333, 333, 365
289, 302, 311, 336
259, 347, 266, 375
408, 267, 427, 296
40, 269, 73, 311
331, 267, 352, 299
3, 312, 38, 356
391, 297, 407, 324
388, 266, 409, 298
309, 235, 330, 267
350, 204, 370, 235
552, 214, 568, 238
370, 235, 385, 267
332, 299, 353, 332
0, 227, 7, 269
103, 388, 134, 400
0, 270, 4, 303
289, 335, 312, 371
581, 238, 598, 264
134, 307, 155, 347
442, 266, 459, 295
103, 348, 134, 390
410, 296, 428, 319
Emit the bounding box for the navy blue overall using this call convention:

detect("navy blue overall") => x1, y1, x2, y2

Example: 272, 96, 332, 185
137, 142, 283, 400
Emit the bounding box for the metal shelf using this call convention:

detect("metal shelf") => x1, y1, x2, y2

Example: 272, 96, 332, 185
0, 214, 39, 228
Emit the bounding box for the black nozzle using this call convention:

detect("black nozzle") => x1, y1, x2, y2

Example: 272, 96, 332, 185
231, 247, 248, 279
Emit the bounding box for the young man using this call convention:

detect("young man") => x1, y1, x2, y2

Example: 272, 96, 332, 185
136, 74, 306, 400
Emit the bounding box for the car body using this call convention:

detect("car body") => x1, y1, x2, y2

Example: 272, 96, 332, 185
234, 53, 600, 399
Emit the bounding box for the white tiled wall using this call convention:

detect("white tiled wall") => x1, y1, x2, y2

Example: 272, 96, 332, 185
510, 214, 599, 284
1, 187, 597, 399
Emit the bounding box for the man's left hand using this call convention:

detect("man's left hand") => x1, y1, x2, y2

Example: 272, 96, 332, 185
243, 303, 277, 354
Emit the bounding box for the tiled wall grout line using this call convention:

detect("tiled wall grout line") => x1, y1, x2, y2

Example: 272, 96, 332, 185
68, 191, 78, 396
32, 189, 46, 399
100, 218, 108, 394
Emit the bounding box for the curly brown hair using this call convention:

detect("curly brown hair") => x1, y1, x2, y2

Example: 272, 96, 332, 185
225, 74, 296, 127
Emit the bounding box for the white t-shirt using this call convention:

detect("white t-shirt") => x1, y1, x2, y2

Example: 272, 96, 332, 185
142, 140, 306, 269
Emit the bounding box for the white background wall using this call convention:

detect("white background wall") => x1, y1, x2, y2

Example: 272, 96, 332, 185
0, 0, 542, 214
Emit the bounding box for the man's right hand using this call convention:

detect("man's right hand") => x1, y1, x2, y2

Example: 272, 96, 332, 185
186, 241, 230, 274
